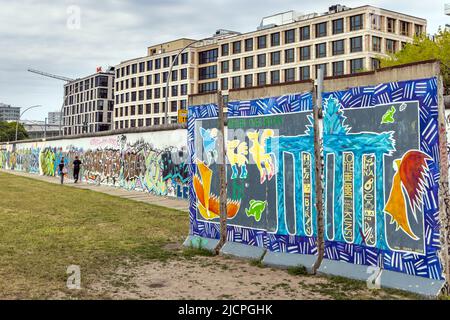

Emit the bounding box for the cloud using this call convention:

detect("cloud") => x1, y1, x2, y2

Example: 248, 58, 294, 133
0, 0, 446, 120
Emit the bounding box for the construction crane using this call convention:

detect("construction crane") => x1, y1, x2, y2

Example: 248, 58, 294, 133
27, 68, 75, 136
27, 68, 74, 82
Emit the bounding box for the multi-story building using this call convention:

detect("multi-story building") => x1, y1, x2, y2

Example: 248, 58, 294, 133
114, 5, 426, 128
114, 37, 237, 129
445, 4, 450, 16
0, 103, 20, 121
62, 68, 115, 136
47, 111, 62, 125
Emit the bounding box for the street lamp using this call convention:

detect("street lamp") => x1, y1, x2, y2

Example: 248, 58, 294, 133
164, 37, 216, 124
15, 105, 42, 141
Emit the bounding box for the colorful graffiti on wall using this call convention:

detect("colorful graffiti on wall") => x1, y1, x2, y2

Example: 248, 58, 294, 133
0, 134, 189, 199
188, 78, 443, 280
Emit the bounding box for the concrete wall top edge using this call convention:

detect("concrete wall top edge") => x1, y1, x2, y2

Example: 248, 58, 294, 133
2, 123, 187, 146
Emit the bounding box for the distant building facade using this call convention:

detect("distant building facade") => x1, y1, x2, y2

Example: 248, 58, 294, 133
0, 103, 20, 121
62, 69, 115, 136
113, 5, 426, 129
47, 111, 62, 125
21, 120, 59, 140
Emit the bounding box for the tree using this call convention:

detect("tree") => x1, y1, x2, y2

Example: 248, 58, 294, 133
0, 121, 29, 142
379, 29, 450, 92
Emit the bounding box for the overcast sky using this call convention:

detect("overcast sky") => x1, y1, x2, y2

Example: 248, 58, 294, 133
0, 0, 448, 121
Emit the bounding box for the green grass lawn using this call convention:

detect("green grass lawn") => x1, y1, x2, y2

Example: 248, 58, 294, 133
0, 172, 189, 299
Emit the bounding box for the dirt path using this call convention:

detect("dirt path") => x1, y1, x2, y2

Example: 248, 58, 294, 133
86, 252, 416, 300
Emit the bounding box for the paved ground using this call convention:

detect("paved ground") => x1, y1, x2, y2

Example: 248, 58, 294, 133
0, 169, 189, 212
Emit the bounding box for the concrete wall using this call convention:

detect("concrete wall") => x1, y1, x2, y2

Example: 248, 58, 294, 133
0, 129, 189, 199
187, 60, 450, 296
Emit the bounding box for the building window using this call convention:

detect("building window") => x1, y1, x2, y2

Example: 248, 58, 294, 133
244, 74, 253, 88
154, 103, 160, 113
154, 74, 160, 84
171, 101, 177, 112
139, 90, 145, 100
146, 60, 153, 71
400, 21, 410, 36
387, 18, 396, 33
163, 57, 170, 68
221, 78, 229, 90
300, 26, 310, 41
285, 49, 295, 63
172, 70, 178, 81
180, 84, 188, 95
257, 35, 267, 49
257, 72, 266, 86
350, 58, 364, 74
232, 58, 241, 71
257, 54, 266, 67
315, 43, 326, 58
284, 29, 295, 44
332, 40, 345, 55
350, 36, 363, 52
271, 51, 281, 65
232, 76, 241, 89
271, 32, 280, 46
244, 56, 254, 69
415, 24, 423, 36
131, 63, 137, 74
371, 14, 381, 30
284, 68, 295, 82
315, 22, 327, 37
350, 14, 363, 31
386, 39, 396, 54
199, 49, 218, 64
221, 61, 229, 73
271, 70, 280, 84
138, 76, 144, 86
232, 41, 241, 54
198, 81, 218, 93
372, 58, 380, 70
180, 68, 187, 80
221, 43, 229, 56
245, 38, 253, 51
171, 86, 178, 97
146, 118, 151, 126
300, 46, 310, 61
299, 66, 310, 80
372, 36, 381, 52
332, 61, 344, 76
155, 58, 161, 69
332, 18, 344, 34
181, 52, 189, 64
146, 89, 152, 99
315, 64, 327, 77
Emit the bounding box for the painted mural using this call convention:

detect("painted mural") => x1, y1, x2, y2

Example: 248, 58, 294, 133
0, 130, 189, 199
188, 78, 444, 280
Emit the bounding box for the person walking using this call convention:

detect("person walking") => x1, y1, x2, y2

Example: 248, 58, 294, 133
58, 157, 66, 185
73, 156, 82, 183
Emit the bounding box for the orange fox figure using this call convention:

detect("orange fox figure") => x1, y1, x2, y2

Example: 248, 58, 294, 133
384, 150, 431, 240
193, 159, 240, 220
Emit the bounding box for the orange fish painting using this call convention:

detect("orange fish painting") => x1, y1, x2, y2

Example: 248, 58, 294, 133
193, 159, 240, 220
384, 150, 431, 240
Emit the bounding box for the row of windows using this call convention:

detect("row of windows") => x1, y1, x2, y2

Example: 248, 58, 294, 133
216, 58, 377, 91
220, 14, 365, 57
116, 53, 189, 79
64, 111, 112, 126
115, 68, 188, 91
64, 123, 111, 135
115, 84, 189, 104
64, 100, 113, 116
114, 100, 187, 118
114, 116, 179, 129
66, 88, 112, 105
65, 76, 111, 95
